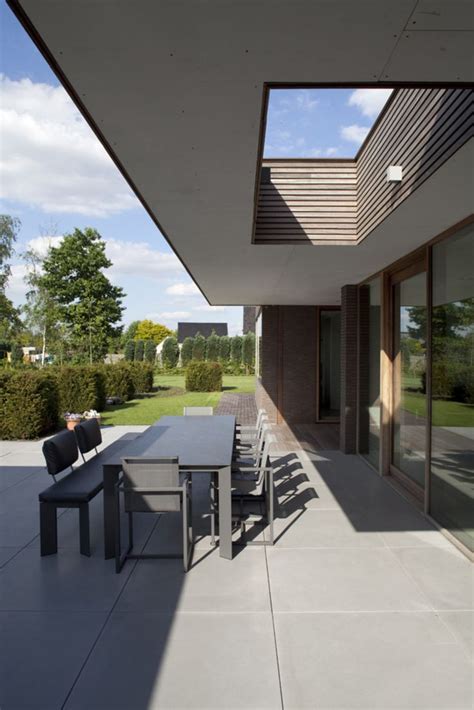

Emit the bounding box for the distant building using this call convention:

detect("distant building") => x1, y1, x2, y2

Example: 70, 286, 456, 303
243, 307, 256, 334
177, 322, 228, 344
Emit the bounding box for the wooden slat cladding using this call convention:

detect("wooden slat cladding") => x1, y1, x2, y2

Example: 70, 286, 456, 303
255, 88, 473, 245
256, 160, 358, 243
356, 87, 473, 241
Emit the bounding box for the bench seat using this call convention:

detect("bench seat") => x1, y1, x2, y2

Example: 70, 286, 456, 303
39, 432, 137, 556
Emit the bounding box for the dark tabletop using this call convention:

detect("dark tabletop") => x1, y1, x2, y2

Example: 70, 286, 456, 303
102, 415, 236, 469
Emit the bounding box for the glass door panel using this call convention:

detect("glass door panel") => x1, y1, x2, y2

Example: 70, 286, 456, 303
392, 271, 427, 489
319, 310, 341, 420
430, 226, 474, 551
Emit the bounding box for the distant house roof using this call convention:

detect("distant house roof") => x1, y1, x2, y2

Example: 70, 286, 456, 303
177, 322, 228, 344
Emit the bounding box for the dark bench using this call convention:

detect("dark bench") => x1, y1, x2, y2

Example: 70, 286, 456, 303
39, 419, 136, 556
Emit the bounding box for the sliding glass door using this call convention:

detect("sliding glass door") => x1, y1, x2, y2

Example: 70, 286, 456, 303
430, 225, 474, 551
392, 265, 427, 492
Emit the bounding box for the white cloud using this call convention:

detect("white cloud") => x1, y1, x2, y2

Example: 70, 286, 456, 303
166, 282, 200, 296
308, 148, 322, 157
192, 304, 226, 312
105, 240, 181, 278
325, 147, 339, 157
348, 88, 392, 119
0, 75, 138, 216
5, 263, 28, 302
156, 311, 191, 320
26, 235, 64, 258
296, 90, 318, 112
340, 124, 370, 145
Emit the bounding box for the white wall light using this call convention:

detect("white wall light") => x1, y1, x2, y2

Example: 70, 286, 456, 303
386, 165, 403, 182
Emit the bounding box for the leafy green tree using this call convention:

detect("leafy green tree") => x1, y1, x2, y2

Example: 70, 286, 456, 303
124, 340, 135, 361
134, 339, 144, 361
242, 332, 255, 373
205, 331, 220, 361
218, 335, 231, 362
144, 339, 156, 363
0, 215, 22, 342
22, 245, 61, 366
231, 335, 242, 363
135, 319, 173, 344
10, 343, 24, 366
192, 332, 206, 361
122, 320, 140, 346
162, 336, 179, 369
181, 336, 194, 366
39, 228, 125, 362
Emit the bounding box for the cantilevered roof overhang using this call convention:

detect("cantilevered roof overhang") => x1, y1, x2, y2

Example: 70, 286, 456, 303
8, 0, 474, 305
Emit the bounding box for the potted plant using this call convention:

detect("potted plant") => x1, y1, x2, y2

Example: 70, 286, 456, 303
64, 412, 83, 430
83, 409, 101, 422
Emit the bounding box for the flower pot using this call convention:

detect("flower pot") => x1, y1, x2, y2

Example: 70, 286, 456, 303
66, 419, 82, 431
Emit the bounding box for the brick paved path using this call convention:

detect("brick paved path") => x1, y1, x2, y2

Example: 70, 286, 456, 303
215, 392, 257, 425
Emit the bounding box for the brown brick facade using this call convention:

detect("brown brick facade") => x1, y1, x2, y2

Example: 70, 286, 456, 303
256, 305, 317, 425
340, 285, 359, 453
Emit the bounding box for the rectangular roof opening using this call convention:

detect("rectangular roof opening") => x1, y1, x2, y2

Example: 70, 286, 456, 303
264, 87, 393, 158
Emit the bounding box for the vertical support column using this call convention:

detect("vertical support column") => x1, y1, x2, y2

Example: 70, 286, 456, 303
340, 285, 358, 454
358, 285, 370, 456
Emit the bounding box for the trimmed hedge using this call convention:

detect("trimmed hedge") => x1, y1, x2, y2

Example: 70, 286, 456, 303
125, 362, 154, 394
185, 361, 222, 392
0, 370, 58, 439
55, 365, 106, 413
101, 363, 135, 401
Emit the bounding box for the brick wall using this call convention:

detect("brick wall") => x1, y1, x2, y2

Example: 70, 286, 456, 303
256, 305, 318, 425
340, 285, 359, 453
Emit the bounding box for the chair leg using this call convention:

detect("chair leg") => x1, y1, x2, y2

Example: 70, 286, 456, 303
182, 495, 189, 572
40, 502, 58, 556
79, 504, 91, 556
210, 476, 216, 546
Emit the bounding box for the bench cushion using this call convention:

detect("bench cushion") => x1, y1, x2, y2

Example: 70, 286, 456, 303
75, 418, 102, 455
42, 430, 79, 476
39, 433, 139, 504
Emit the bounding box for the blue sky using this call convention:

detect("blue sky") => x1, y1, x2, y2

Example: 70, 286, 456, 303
1, 5, 390, 333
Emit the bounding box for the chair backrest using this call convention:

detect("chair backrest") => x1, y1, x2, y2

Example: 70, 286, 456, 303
74, 418, 102, 455
254, 421, 271, 468
121, 457, 181, 513
42, 430, 79, 477
183, 406, 213, 416
257, 432, 276, 487
255, 408, 267, 429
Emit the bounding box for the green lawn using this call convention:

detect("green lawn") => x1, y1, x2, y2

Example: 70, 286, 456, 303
101, 374, 255, 426
402, 390, 474, 427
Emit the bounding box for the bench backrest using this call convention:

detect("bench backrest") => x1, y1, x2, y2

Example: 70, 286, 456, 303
75, 418, 102, 455
183, 406, 213, 415
42, 430, 79, 476
121, 457, 181, 513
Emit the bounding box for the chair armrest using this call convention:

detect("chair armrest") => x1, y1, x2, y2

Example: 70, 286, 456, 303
117, 484, 185, 495
232, 466, 272, 473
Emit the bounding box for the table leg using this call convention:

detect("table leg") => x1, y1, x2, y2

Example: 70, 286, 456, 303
218, 465, 233, 560
103, 466, 119, 559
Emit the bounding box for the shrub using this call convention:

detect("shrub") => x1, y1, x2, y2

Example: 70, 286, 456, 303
10, 343, 24, 366
231, 335, 242, 363
181, 337, 194, 366
0, 370, 58, 439
185, 361, 222, 392
124, 340, 135, 361
206, 331, 220, 361
161, 336, 179, 369
144, 339, 156, 363
242, 332, 255, 373
124, 362, 154, 393
192, 332, 206, 361
134, 339, 144, 362
55, 365, 106, 413
218, 335, 231, 363
102, 363, 135, 401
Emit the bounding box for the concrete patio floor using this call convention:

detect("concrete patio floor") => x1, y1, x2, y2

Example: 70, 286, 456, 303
0, 426, 472, 709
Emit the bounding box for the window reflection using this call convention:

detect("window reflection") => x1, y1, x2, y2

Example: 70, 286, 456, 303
358, 279, 381, 469
430, 226, 474, 551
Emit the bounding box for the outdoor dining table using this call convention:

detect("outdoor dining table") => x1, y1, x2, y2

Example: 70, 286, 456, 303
102, 414, 236, 560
